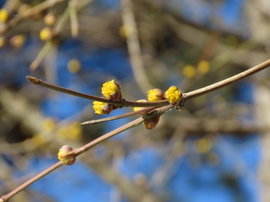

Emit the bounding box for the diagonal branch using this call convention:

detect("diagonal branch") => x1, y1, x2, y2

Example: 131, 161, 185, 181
184, 58, 270, 100
25, 76, 169, 107
81, 106, 157, 125
0, 104, 173, 202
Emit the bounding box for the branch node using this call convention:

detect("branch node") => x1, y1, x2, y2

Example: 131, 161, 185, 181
119, 98, 127, 108
176, 93, 187, 110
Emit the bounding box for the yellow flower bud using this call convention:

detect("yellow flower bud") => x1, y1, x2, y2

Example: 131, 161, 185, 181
101, 79, 121, 101
93, 101, 106, 115
165, 86, 182, 105
147, 89, 164, 102
58, 145, 76, 165
133, 99, 148, 115
93, 101, 113, 115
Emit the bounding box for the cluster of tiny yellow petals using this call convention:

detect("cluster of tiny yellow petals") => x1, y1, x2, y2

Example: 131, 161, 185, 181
165, 86, 181, 104
93, 101, 106, 115
101, 79, 119, 98
147, 89, 163, 102
133, 99, 146, 112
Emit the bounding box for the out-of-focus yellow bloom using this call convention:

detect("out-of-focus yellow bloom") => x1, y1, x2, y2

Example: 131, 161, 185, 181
57, 122, 82, 141
101, 79, 120, 99
44, 13, 56, 26
10, 35, 26, 48
93, 101, 106, 115
183, 65, 196, 79
57, 127, 68, 139
133, 99, 147, 112
58, 145, 75, 165
68, 59, 81, 73
0, 9, 8, 22
198, 60, 209, 74
0, 36, 5, 48
195, 138, 213, 154
68, 122, 82, 140
32, 134, 45, 147
39, 27, 53, 41
43, 118, 55, 132
147, 89, 164, 102
165, 86, 181, 104
119, 24, 132, 38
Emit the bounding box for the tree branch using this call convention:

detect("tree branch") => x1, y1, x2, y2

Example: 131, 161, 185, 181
25, 76, 169, 107
184, 58, 270, 100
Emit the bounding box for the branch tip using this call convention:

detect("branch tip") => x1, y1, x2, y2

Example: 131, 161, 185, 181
26, 76, 41, 85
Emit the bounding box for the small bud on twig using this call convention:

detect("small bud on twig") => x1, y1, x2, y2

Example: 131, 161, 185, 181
58, 145, 76, 165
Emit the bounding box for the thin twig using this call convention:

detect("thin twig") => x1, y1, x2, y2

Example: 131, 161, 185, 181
30, 42, 53, 71
120, 0, 153, 92
25, 76, 169, 107
184, 58, 270, 99
73, 104, 173, 156
69, 0, 79, 37
81, 106, 157, 125
0, 162, 63, 202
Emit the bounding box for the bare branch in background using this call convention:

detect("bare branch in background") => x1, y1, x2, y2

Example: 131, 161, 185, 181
120, 0, 153, 92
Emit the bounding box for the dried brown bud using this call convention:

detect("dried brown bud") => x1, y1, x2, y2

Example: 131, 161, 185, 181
143, 115, 161, 129
102, 103, 114, 114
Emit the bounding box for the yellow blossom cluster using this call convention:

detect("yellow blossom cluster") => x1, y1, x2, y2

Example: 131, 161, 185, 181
101, 79, 120, 98
93, 79, 121, 115
93, 101, 107, 115
165, 86, 181, 104
147, 89, 164, 102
